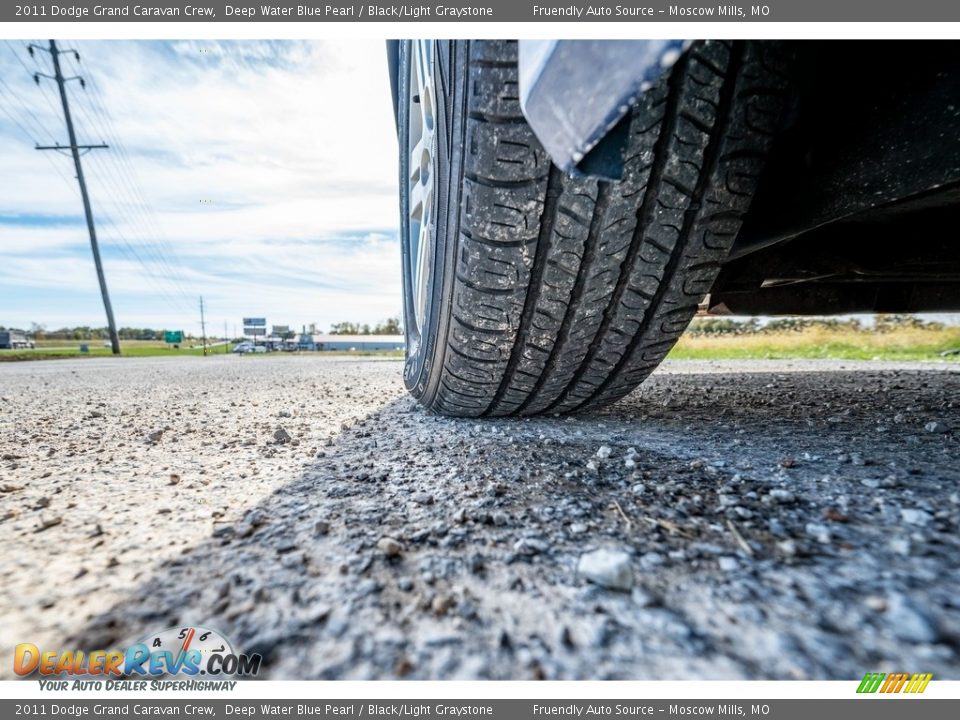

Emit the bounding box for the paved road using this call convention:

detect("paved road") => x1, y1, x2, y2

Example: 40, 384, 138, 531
1, 355, 957, 679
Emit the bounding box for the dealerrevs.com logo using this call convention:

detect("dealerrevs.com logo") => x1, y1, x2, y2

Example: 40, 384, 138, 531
15, 626, 261, 687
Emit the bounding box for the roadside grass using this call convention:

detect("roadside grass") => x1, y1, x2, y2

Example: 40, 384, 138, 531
0, 340, 213, 361
669, 326, 960, 361
0, 340, 405, 362
5, 329, 958, 363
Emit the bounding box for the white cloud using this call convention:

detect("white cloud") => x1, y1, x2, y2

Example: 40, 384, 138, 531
0, 39, 402, 331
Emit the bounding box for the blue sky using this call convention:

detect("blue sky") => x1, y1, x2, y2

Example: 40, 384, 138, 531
0, 40, 400, 334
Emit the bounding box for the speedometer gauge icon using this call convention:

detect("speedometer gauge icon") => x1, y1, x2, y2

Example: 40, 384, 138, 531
138, 626, 235, 675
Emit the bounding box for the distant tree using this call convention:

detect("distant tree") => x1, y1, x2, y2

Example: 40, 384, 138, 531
329, 321, 360, 335
373, 316, 402, 334
330, 317, 404, 335
29, 322, 46, 340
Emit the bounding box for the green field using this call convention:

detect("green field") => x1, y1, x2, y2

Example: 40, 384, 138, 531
668, 325, 960, 361
0, 339, 404, 361
4, 327, 958, 363
0, 339, 216, 361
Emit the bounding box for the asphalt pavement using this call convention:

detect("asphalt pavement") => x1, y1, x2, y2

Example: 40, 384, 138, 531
1, 355, 957, 679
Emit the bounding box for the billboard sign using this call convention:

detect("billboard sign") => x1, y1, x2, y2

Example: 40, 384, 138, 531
245, 327, 266, 336
242, 317, 266, 327
164, 330, 183, 344
272, 325, 290, 336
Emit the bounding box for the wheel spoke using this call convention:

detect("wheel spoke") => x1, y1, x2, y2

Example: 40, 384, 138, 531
404, 41, 437, 338
408, 176, 425, 218
409, 135, 425, 184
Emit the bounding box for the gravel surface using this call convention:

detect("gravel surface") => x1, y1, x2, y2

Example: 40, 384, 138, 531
1, 355, 957, 680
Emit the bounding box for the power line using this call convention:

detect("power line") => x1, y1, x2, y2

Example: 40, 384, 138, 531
60, 48, 195, 302
0, 79, 57, 144
5, 41, 200, 333
0, 76, 194, 319
31, 39, 120, 355
22, 41, 197, 319
0, 83, 85, 207
58, 68, 189, 285
80, 150, 197, 314
4, 40, 65, 135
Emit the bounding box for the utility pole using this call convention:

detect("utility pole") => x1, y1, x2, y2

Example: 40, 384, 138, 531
32, 40, 120, 355
224, 320, 228, 354
199, 296, 207, 356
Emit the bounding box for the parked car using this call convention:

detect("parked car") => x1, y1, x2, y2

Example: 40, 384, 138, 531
232, 341, 266, 354
388, 40, 960, 416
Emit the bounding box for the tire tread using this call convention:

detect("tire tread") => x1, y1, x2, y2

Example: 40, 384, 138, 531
423, 40, 789, 416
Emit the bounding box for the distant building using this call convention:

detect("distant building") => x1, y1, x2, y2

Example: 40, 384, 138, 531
0, 330, 33, 349
299, 334, 405, 351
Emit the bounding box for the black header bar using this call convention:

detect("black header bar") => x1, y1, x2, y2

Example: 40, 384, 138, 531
5, 1, 960, 23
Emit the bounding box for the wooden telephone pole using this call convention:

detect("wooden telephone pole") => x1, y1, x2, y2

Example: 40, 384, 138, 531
32, 40, 120, 355
199, 296, 207, 356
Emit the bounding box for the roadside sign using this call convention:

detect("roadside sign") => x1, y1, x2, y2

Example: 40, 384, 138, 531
243, 317, 266, 327
245, 327, 266, 336
272, 325, 290, 336
164, 330, 183, 344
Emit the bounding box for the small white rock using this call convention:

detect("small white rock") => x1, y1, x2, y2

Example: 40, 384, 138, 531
777, 539, 798, 557
639, 551, 665, 569
631, 587, 655, 607
718, 557, 739, 572
376, 537, 403, 557
577, 548, 633, 592
596, 445, 613, 460
805, 522, 831, 544
769, 488, 796, 503
889, 537, 911, 556
900, 508, 932, 527
886, 594, 938, 643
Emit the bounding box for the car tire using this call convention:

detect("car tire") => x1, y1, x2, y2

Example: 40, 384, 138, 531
399, 40, 789, 416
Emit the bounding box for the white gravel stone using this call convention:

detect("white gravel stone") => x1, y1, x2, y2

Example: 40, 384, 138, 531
805, 522, 832, 544
777, 540, 798, 557
718, 557, 739, 572
769, 488, 796, 503
577, 548, 633, 591
377, 537, 403, 557
900, 508, 932, 527
889, 537, 911, 556
886, 594, 938, 643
